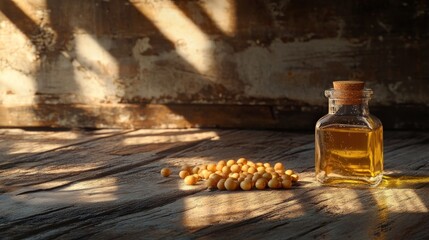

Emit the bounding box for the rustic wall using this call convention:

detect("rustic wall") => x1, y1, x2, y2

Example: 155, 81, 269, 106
0, 0, 428, 129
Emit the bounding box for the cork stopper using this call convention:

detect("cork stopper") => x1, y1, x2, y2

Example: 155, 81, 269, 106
333, 80, 365, 91
332, 80, 365, 105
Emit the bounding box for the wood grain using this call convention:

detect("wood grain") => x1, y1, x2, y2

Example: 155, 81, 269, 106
0, 129, 428, 239
1, 104, 427, 130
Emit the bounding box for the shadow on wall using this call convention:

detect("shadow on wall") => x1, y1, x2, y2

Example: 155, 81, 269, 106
0, 0, 428, 129
0, 0, 237, 128
1, 0, 272, 128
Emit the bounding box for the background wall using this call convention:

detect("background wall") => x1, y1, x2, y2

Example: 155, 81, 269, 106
0, 0, 428, 129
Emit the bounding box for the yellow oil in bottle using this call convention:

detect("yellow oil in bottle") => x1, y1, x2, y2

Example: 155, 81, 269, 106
315, 125, 383, 186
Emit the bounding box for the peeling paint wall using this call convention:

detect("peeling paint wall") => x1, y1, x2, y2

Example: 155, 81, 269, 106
0, 0, 428, 128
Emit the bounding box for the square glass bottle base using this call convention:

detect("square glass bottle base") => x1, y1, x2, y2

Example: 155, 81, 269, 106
315, 125, 384, 188
316, 173, 383, 187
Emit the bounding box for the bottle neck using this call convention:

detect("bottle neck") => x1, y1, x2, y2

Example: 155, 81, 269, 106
325, 88, 373, 116
328, 99, 370, 116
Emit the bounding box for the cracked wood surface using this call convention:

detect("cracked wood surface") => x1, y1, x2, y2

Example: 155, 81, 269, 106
0, 129, 428, 239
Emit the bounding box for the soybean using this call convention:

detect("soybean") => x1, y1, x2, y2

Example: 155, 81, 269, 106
184, 175, 197, 185
172, 158, 299, 191
255, 178, 267, 190
240, 180, 252, 191
224, 178, 239, 191
160, 168, 171, 177
179, 170, 189, 179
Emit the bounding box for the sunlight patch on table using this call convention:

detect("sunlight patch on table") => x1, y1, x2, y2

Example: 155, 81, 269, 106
372, 189, 428, 213
182, 191, 304, 229
1, 163, 101, 176
122, 130, 219, 146
5, 131, 79, 154
17, 177, 119, 204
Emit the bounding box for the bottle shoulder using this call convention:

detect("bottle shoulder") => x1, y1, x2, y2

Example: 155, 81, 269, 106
316, 113, 382, 130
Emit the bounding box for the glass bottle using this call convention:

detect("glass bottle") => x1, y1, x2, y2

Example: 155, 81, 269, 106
315, 80, 383, 187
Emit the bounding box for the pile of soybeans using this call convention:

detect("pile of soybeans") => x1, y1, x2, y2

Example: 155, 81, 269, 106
160, 157, 299, 191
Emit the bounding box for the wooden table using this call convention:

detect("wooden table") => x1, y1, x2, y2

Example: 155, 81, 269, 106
1, 128, 428, 239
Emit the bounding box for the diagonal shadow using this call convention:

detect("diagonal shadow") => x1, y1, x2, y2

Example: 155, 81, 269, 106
44, 0, 216, 108
0, 1, 39, 39
1, 0, 278, 128
0, 0, 84, 127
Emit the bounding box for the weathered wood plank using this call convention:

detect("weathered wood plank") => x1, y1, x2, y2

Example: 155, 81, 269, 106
0, 128, 124, 166
2, 0, 429, 110
0, 129, 223, 223
0, 129, 428, 239
2, 1, 429, 131
1, 104, 428, 129
0, 104, 303, 129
